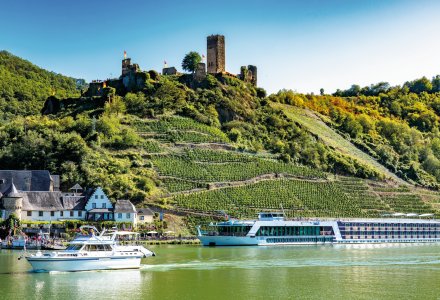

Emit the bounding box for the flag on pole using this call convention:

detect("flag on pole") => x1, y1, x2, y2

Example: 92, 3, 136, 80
164, 60, 167, 67
124, 50, 127, 59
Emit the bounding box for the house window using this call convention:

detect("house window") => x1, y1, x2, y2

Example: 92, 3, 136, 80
140, 216, 144, 221
118, 213, 122, 219
78, 211, 82, 217
104, 213, 108, 220
92, 203, 96, 209
70, 211, 74, 217
60, 211, 64, 217
126, 213, 130, 218
102, 203, 106, 209
51, 211, 55, 217
109, 213, 113, 220
101, 195, 104, 199
27, 211, 32, 217
39, 211, 43, 217
95, 195, 98, 199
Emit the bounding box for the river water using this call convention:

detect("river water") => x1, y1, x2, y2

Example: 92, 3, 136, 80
0, 244, 439, 299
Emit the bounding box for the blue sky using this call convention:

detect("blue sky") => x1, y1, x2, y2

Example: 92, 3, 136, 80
2, 0, 440, 94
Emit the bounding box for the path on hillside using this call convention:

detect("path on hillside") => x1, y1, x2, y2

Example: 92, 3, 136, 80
162, 172, 329, 196
272, 103, 405, 184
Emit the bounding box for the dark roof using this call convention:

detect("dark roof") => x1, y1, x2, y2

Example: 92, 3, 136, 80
17, 192, 87, 211
61, 195, 87, 210
137, 207, 154, 216
21, 192, 64, 211
3, 183, 22, 198
0, 170, 55, 194
114, 200, 136, 213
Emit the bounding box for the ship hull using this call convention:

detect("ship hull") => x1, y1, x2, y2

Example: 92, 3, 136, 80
198, 236, 258, 246
26, 255, 143, 272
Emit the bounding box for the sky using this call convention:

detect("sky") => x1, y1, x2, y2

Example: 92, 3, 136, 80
2, 0, 440, 94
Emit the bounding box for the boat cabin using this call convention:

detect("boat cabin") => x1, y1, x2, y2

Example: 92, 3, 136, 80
258, 212, 285, 221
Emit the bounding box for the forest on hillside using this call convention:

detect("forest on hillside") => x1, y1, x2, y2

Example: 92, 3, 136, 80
2, 51, 440, 205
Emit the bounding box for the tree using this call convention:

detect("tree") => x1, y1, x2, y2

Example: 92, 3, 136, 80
182, 51, 202, 73
320, 88, 325, 96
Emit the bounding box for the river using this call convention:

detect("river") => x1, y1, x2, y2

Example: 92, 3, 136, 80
0, 244, 439, 299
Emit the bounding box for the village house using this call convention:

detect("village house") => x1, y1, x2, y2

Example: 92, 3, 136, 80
137, 207, 155, 224
0, 171, 142, 226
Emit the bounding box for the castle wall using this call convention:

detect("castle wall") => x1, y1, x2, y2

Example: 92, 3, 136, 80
194, 63, 206, 81
163, 67, 177, 75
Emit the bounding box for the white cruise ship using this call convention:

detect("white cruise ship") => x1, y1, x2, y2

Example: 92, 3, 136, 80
26, 226, 154, 272
197, 212, 440, 246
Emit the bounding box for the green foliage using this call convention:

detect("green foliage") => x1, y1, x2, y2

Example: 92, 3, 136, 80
181, 51, 202, 73
2, 51, 440, 222
0, 51, 81, 119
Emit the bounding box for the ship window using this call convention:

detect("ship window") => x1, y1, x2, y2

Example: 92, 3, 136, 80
66, 244, 83, 251
85, 245, 98, 251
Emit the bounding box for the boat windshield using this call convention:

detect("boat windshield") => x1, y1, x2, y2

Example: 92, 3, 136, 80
65, 244, 83, 251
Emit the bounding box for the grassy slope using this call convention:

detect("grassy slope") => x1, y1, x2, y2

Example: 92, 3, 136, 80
271, 102, 403, 182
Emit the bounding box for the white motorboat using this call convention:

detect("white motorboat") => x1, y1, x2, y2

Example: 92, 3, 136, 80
25, 226, 155, 272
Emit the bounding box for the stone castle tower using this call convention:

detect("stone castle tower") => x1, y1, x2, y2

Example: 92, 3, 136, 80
207, 35, 225, 74
2, 183, 23, 220
122, 58, 132, 76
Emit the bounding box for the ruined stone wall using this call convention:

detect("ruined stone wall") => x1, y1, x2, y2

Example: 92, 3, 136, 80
162, 67, 177, 75
194, 63, 206, 81
207, 35, 225, 74
122, 58, 132, 76
239, 65, 257, 86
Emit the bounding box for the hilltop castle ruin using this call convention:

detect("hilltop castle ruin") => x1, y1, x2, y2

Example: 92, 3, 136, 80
84, 34, 257, 98
164, 34, 258, 86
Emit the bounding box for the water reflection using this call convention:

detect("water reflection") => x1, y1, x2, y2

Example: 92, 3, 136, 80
1, 244, 440, 299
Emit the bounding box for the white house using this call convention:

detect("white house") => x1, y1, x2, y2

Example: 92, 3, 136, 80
137, 207, 154, 224
114, 200, 137, 225
85, 187, 114, 221
0, 183, 138, 226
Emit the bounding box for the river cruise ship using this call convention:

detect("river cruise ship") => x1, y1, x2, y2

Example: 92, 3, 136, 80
197, 212, 440, 246
26, 226, 155, 272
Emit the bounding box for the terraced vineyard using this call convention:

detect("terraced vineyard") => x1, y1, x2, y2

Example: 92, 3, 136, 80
153, 156, 325, 183
126, 115, 440, 219
133, 116, 230, 143
172, 179, 367, 218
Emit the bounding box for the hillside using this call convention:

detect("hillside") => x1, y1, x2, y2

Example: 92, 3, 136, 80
1, 53, 440, 225
270, 102, 403, 182
0, 51, 81, 119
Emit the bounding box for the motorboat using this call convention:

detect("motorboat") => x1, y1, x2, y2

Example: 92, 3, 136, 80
25, 225, 155, 272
